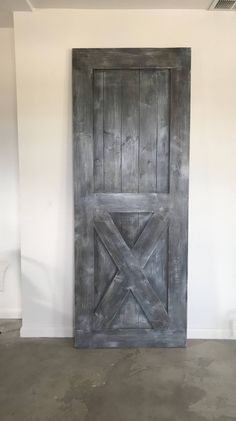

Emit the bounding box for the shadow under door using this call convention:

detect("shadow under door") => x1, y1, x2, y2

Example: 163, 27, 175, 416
73, 48, 191, 348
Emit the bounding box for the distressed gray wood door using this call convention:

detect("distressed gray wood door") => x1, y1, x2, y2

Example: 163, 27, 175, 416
73, 48, 190, 348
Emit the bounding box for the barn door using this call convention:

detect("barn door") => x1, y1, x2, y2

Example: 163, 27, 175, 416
73, 49, 190, 348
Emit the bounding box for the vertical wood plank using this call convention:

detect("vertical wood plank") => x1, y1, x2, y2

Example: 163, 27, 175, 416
94, 70, 104, 192
103, 70, 122, 193
156, 70, 170, 193
121, 70, 139, 193
94, 232, 117, 309
137, 212, 153, 328
139, 70, 157, 193
144, 228, 168, 312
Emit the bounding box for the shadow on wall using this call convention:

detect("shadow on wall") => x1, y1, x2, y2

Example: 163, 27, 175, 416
54, 47, 74, 333
21, 255, 74, 336
0, 250, 20, 292
227, 310, 236, 338
18, 49, 74, 337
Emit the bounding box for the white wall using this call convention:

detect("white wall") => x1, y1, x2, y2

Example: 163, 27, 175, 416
0, 28, 21, 318
14, 10, 236, 338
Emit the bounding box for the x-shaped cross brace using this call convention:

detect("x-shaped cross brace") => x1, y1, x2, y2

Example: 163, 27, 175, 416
94, 211, 169, 329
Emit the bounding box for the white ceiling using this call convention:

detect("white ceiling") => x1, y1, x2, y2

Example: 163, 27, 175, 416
0, 0, 31, 11
0, 0, 221, 28
0, 0, 31, 27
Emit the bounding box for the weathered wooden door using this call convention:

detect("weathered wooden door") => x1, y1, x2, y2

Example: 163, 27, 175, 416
73, 48, 190, 348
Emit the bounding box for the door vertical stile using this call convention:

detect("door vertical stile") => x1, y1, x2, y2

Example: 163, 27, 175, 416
168, 60, 190, 336
73, 66, 94, 334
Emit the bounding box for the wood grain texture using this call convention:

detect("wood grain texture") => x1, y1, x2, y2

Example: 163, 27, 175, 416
94, 211, 169, 328
118, 70, 140, 327
156, 70, 170, 193
73, 48, 191, 348
93, 70, 104, 192
73, 68, 94, 333
139, 70, 157, 193
94, 193, 171, 212
72, 48, 190, 70
103, 70, 122, 192
94, 211, 169, 330
167, 66, 190, 333
75, 329, 186, 348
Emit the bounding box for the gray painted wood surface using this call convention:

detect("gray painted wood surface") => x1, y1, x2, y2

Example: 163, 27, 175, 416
73, 48, 191, 348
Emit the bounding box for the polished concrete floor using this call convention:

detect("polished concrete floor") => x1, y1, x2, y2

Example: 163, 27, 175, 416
0, 320, 236, 421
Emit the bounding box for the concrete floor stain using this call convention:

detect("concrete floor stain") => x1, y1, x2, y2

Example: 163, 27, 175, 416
0, 321, 236, 421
